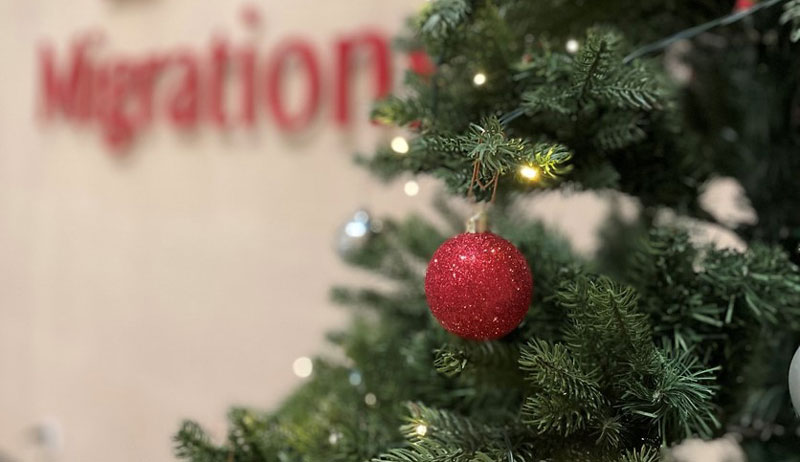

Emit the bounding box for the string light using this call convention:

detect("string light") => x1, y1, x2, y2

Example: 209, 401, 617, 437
566, 39, 580, 54
472, 72, 487, 86
415, 424, 428, 437
404, 180, 420, 196
519, 165, 539, 180
292, 357, 313, 378
390, 136, 410, 154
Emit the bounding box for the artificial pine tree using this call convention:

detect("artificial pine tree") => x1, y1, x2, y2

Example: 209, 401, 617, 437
174, 1, 800, 461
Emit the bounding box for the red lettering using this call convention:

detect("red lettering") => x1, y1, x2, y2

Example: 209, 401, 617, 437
209, 39, 230, 128
132, 56, 168, 126
265, 40, 321, 131
37, 18, 398, 150
168, 52, 200, 129
39, 39, 93, 120
240, 46, 257, 125
104, 62, 137, 150
334, 31, 391, 126
91, 61, 110, 125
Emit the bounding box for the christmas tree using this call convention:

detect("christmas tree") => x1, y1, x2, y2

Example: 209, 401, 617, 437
174, 1, 800, 461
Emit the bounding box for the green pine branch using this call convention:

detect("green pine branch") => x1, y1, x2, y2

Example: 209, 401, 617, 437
519, 340, 604, 406
622, 344, 720, 442
373, 403, 533, 462
593, 112, 647, 151
434, 341, 519, 378
416, 0, 472, 44
590, 62, 663, 111
521, 86, 576, 115
572, 30, 620, 101
781, 0, 800, 42
558, 276, 654, 377
174, 422, 228, 462
518, 340, 611, 440
617, 446, 662, 462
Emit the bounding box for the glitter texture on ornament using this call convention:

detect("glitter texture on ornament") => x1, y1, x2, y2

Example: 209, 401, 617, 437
424, 232, 533, 340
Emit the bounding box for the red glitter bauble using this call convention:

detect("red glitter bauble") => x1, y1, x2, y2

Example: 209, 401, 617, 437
733, 0, 755, 12
424, 232, 533, 340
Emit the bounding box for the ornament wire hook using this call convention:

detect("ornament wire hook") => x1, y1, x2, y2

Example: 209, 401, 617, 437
466, 203, 489, 233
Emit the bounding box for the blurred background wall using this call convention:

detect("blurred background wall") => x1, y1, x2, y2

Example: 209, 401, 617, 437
0, 1, 430, 460
0, 2, 742, 462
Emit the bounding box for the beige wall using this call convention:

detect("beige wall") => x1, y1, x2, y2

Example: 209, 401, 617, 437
0, 2, 743, 462
0, 1, 431, 461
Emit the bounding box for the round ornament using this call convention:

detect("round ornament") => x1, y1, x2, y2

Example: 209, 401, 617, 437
733, 0, 755, 12
424, 232, 533, 340
336, 209, 381, 258
790, 345, 800, 414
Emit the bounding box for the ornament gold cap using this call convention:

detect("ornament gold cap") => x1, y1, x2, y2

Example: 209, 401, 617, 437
466, 203, 489, 233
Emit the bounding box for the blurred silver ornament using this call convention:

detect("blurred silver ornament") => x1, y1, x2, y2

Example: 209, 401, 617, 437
336, 209, 382, 258
348, 370, 363, 386
790, 345, 800, 415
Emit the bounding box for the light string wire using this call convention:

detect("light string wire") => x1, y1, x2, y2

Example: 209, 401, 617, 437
498, 0, 788, 127
623, 0, 786, 63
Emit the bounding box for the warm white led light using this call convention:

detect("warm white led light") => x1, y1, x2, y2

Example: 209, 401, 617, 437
520, 165, 539, 180
390, 136, 410, 154
415, 424, 428, 437
566, 39, 580, 54
404, 180, 420, 196
472, 72, 487, 86
292, 357, 313, 378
